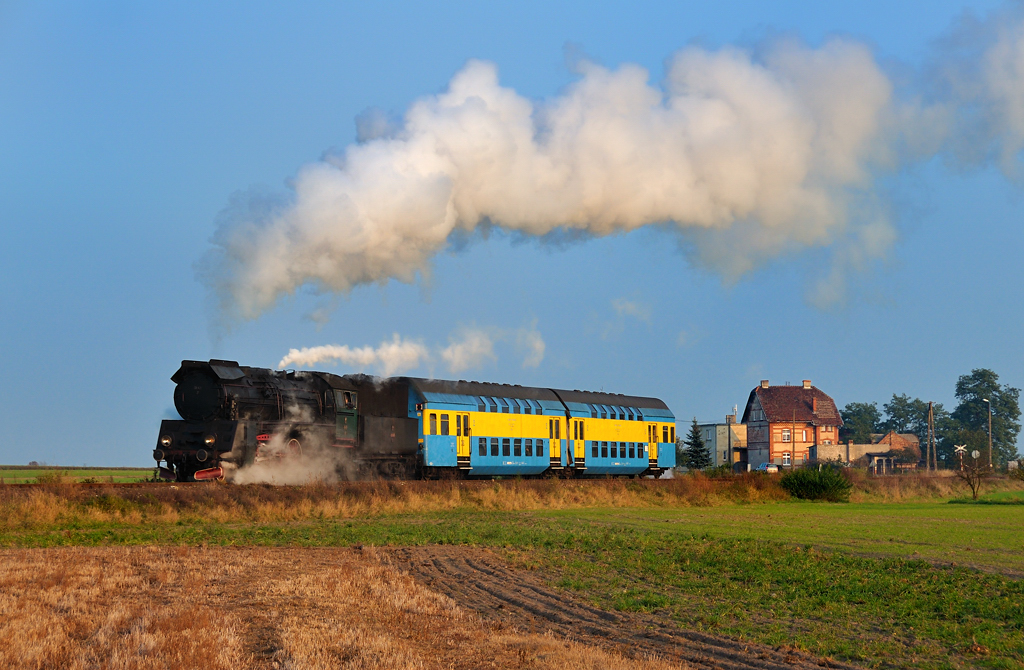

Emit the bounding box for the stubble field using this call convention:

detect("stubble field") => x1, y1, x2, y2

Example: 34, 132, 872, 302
0, 474, 1021, 670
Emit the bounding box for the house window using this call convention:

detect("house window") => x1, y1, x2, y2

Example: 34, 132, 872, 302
802, 429, 807, 442
782, 429, 791, 442
783, 452, 791, 466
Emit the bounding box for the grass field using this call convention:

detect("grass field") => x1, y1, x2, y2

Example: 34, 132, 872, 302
0, 478, 1021, 669
0, 466, 154, 484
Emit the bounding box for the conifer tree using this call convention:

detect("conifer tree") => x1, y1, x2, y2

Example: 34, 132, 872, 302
680, 417, 711, 470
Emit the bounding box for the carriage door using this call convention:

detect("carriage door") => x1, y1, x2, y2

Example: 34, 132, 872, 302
574, 419, 586, 469
647, 423, 658, 467
549, 418, 562, 468
335, 391, 358, 445
456, 413, 471, 469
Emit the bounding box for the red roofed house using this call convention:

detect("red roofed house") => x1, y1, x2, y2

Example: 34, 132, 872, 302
741, 380, 843, 468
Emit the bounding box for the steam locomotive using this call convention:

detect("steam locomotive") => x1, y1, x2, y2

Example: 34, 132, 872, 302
154, 359, 676, 481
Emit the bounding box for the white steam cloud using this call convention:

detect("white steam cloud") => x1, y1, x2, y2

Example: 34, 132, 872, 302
281, 323, 545, 375
440, 327, 497, 373
202, 8, 1024, 319
279, 333, 429, 376
516, 321, 545, 368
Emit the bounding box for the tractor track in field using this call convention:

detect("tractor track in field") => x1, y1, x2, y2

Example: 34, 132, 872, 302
388, 546, 862, 670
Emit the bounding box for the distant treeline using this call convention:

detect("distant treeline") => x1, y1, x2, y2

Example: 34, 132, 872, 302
840, 368, 1021, 466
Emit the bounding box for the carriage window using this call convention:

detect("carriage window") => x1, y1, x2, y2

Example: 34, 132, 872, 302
511, 399, 520, 414
601, 441, 608, 458
488, 398, 499, 412
533, 400, 544, 414
455, 415, 462, 437
429, 413, 437, 435
600, 406, 608, 419
555, 420, 560, 439
580, 421, 585, 440
490, 438, 499, 456
591, 442, 598, 458
514, 439, 522, 456
629, 444, 635, 458
440, 414, 450, 436
522, 399, 531, 414
478, 437, 486, 456
589, 404, 598, 418
525, 439, 533, 457
536, 439, 545, 458
573, 421, 578, 440
670, 426, 675, 442
548, 419, 553, 439
502, 438, 511, 457
477, 397, 486, 412
498, 398, 509, 413
611, 442, 618, 458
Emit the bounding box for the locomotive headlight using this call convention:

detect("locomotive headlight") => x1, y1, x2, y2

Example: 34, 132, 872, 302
204, 435, 216, 446
159, 435, 172, 448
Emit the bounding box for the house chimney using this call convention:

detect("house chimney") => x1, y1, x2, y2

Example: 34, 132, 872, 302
725, 414, 735, 425
812, 397, 818, 413
760, 380, 769, 389
802, 380, 811, 389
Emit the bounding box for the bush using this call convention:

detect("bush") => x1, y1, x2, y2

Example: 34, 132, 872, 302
780, 466, 852, 502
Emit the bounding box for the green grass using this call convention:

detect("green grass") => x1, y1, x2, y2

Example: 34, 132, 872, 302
0, 466, 154, 484
1, 498, 1021, 669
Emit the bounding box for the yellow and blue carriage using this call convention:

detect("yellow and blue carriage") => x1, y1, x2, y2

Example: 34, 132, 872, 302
410, 379, 675, 478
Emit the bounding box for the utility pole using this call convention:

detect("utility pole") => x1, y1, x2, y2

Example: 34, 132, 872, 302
927, 402, 934, 472
983, 398, 993, 468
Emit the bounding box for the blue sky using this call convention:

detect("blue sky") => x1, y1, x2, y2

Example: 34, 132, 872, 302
1, 0, 1021, 466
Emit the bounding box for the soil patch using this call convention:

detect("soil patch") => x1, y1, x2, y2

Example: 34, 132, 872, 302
388, 545, 863, 670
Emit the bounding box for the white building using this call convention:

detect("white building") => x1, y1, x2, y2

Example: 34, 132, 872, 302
697, 414, 747, 470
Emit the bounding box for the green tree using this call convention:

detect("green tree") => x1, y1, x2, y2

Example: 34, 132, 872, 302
950, 369, 1021, 467
882, 394, 952, 460
839, 402, 881, 444
679, 418, 711, 470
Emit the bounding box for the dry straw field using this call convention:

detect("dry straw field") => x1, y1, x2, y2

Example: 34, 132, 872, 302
0, 545, 680, 670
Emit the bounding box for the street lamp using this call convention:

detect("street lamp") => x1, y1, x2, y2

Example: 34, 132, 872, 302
983, 398, 993, 469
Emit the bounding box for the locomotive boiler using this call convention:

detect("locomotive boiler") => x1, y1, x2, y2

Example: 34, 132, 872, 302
154, 359, 676, 481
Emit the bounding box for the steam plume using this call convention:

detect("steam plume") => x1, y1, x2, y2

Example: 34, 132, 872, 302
280, 323, 545, 375
202, 9, 1024, 319
279, 333, 428, 376
440, 327, 496, 373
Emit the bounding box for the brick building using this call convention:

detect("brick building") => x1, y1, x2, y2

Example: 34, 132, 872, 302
741, 380, 843, 468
